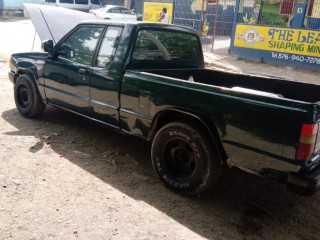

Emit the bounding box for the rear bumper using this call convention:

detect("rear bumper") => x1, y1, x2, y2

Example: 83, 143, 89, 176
8, 71, 15, 84
287, 165, 320, 196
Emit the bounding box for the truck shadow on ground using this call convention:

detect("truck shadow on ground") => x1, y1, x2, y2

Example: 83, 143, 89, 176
2, 106, 320, 240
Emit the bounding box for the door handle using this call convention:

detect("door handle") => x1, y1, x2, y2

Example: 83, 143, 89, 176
78, 69, 86, 76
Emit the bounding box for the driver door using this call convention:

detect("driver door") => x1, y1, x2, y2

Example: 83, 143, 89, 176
44, 25, 104, 115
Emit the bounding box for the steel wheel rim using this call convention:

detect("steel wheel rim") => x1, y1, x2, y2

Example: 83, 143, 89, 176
17, 85, 30, 110
163, 138, 196, 178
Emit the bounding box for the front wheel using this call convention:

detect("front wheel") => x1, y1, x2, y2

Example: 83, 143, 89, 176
151, 121, 222, 196
14, 74, 45, 118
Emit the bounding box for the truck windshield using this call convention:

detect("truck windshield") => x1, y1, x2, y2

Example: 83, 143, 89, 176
132, 29, 203, 68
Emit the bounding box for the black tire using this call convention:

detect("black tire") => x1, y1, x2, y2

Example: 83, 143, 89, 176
14, 74, 45, 118
151, 121, 223, 196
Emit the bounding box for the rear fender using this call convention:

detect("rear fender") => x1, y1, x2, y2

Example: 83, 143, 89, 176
148, 108, 227, 163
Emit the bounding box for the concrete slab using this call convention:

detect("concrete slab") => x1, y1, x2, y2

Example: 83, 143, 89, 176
203, 51, 320, 84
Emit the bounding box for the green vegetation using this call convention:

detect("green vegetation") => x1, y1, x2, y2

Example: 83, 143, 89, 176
258, 3, 287, 26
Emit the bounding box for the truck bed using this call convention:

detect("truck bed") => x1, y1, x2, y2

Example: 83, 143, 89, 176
143, 68, 320, 103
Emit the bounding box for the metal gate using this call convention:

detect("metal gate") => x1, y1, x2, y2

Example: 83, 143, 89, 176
173, 0, 236, 54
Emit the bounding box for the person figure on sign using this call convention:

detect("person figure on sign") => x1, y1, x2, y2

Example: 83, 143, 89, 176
158, 7, 169, 23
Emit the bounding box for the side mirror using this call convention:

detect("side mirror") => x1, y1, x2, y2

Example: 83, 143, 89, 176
66, 49, 75, 58
58, 45, 75, 58
42, 40, 54, 53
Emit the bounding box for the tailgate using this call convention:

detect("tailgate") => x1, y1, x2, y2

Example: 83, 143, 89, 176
283, 102, 320, 170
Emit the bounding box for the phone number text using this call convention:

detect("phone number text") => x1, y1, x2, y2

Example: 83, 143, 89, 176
271, 52, 320, 64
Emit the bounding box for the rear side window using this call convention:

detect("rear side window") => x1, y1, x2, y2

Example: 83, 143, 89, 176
75, 0, 88, 4
60, 0, 74, 3
90, 0, 100, 4
132, 30, 202, 65
121, 8, 131, 15
96, 27, 122, 67
108, 8, 121, 13
47, 0, 56, 3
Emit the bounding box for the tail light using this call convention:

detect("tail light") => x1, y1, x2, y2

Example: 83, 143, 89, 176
296, 123, 319, 161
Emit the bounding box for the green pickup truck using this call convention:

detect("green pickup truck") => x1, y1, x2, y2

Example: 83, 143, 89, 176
8, 20, 320, 196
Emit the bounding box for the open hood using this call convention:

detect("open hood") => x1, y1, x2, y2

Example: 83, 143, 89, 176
24, 4, 96, 44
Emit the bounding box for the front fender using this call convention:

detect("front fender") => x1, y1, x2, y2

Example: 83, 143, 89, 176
13, 57, 47, 103
15, 58, 45, 80
148, 108, 226, 162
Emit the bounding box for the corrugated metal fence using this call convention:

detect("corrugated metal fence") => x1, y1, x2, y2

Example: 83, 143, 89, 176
174, 0, 235, 54
5, 0, 318, 55
134, 0, 236, 54
134, 0, 320, 54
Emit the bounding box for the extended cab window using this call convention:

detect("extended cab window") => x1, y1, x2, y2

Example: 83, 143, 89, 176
96, 27, 122, 67
132, 30, 202, 66
58, 26, 103, 65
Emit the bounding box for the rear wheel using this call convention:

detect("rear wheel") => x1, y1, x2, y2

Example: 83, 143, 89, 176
151, 121, 222, 196
14, 75, 45, 118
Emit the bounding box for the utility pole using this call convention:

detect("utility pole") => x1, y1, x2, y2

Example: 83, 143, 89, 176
199, 0, 205, 36
124, 0, 130, 8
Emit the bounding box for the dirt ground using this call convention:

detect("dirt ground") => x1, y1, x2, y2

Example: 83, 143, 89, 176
1, 21, 320, 239
1, 61, 320, 240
